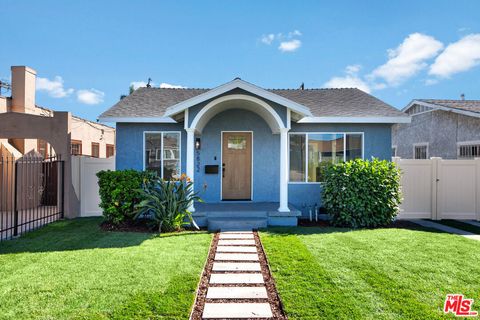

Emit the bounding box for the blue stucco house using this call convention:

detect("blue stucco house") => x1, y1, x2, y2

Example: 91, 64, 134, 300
99, 79, 410, 229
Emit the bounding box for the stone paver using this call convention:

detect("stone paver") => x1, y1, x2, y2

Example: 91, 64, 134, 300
207, 286, 268, 299
217, 239, 255, 246
216, 245, 257, 253
202, 303, 272, 319
219, 233, 254, 239
212, 262, 261, 272
209, 273, 264, 284
215, 253, 259, 261
220, 230, 253, 234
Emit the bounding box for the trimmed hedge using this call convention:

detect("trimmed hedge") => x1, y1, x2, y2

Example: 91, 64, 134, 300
96, 170, 156, 225
322, 158, 402, 228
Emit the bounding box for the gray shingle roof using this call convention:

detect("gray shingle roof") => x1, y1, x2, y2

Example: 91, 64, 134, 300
99, 86, 405, 119
418, 99, 480, 115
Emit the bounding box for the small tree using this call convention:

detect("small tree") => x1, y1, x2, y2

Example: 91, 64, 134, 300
322, 158, 402, 228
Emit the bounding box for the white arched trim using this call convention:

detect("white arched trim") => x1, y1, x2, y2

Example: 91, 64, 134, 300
189, 94, 286, 134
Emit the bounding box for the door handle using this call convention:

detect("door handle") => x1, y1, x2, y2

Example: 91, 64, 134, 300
222, 163, 225, 178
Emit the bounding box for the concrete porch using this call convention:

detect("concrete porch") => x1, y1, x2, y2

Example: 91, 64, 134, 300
192, 202, 301, 230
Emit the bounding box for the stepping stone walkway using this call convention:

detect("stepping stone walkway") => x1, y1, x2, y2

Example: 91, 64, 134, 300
196, 230, 281, 319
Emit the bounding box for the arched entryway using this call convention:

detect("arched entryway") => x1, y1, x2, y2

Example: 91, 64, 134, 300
186, 94, 290, 212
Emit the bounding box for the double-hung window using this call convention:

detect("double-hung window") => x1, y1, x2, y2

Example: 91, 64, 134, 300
289, 132, 363, 182
144, 132, 181, 179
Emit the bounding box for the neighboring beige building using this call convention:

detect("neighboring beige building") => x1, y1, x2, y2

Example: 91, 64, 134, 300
0, 66, 115, 159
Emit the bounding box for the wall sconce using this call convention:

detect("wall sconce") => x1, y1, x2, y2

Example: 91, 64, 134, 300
195, 138, 201, 150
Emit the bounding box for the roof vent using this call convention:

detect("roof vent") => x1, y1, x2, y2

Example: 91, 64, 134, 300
299, 82, 304, 90
234, 77, 241, 80
146, 78, 152, 88
461, 93, 465, 100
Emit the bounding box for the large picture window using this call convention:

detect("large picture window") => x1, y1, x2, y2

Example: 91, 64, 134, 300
144, 132, 181, 179
289, 132, 363, 183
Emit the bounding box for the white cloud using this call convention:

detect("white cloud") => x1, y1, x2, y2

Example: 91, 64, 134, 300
130, 81, 148, 90
370, 33, 443, 86
288, 30, 302, 37
260, 30, 302, 52
159, 82, 185, 89
77, 89, 104, 105
324, 65, 371, 93
429, 34, 480, 78
278, 39, 302, 52
424, 78, 439, 86
261, 34, 275, 45
130, 81, 185, 90
36, 76, 74, 98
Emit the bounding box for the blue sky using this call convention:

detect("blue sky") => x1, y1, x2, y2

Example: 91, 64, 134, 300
1, 0, 479, 122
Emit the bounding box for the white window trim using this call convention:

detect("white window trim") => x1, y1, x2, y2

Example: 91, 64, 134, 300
288, 132, 364, 184
413, 142, 429, 160
143, 131, 182, 179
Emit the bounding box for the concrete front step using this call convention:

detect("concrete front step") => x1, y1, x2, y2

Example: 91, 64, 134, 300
208, 218, 267, 231
202, 302, 273, 319
207, 211, 268, 218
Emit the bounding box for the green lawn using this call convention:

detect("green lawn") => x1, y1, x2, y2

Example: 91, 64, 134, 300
0, 218, 211, 320
261, 226, 480, 319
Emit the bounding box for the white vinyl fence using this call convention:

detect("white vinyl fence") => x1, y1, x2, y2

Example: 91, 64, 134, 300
394, 157, 480, 221
72, 156, 115, 217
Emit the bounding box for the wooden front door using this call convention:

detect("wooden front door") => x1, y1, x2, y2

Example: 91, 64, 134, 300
222, 132, 252, 200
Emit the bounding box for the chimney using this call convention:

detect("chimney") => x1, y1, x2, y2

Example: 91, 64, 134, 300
11, 66, 36, 113
460, 93, 465, 101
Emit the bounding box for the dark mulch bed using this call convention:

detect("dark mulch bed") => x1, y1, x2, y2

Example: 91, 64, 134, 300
100, 219, 206, 233
190, 231, 287, 320
298, 219, 330, 227
100, 220, 155, 233
298, 218, 428, 231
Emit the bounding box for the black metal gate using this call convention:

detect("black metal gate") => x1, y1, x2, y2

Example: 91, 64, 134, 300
0, 155, 64, 241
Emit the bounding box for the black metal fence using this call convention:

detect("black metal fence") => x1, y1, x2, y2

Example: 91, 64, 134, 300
0, 155, 64, 241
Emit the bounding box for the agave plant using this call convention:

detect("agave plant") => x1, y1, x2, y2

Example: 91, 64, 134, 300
134, 174, 201, 233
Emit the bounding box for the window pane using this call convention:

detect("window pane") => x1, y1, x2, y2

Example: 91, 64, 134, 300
228, 136, 247, 150
308, 134, 344, 182
163, 133, 180, 179
414, 146, 427, 159
289, 134, 306, 182
145, 133, 162, 175
346, 134, 362, 161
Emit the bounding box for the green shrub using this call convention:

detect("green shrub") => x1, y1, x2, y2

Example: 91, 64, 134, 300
322, 158, 402, 228
97, 170, 156, 225
134, 174, 201, 233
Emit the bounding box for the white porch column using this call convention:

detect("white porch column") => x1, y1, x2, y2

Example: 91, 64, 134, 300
279, 127, 290, 212
186, 128, 195, 212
